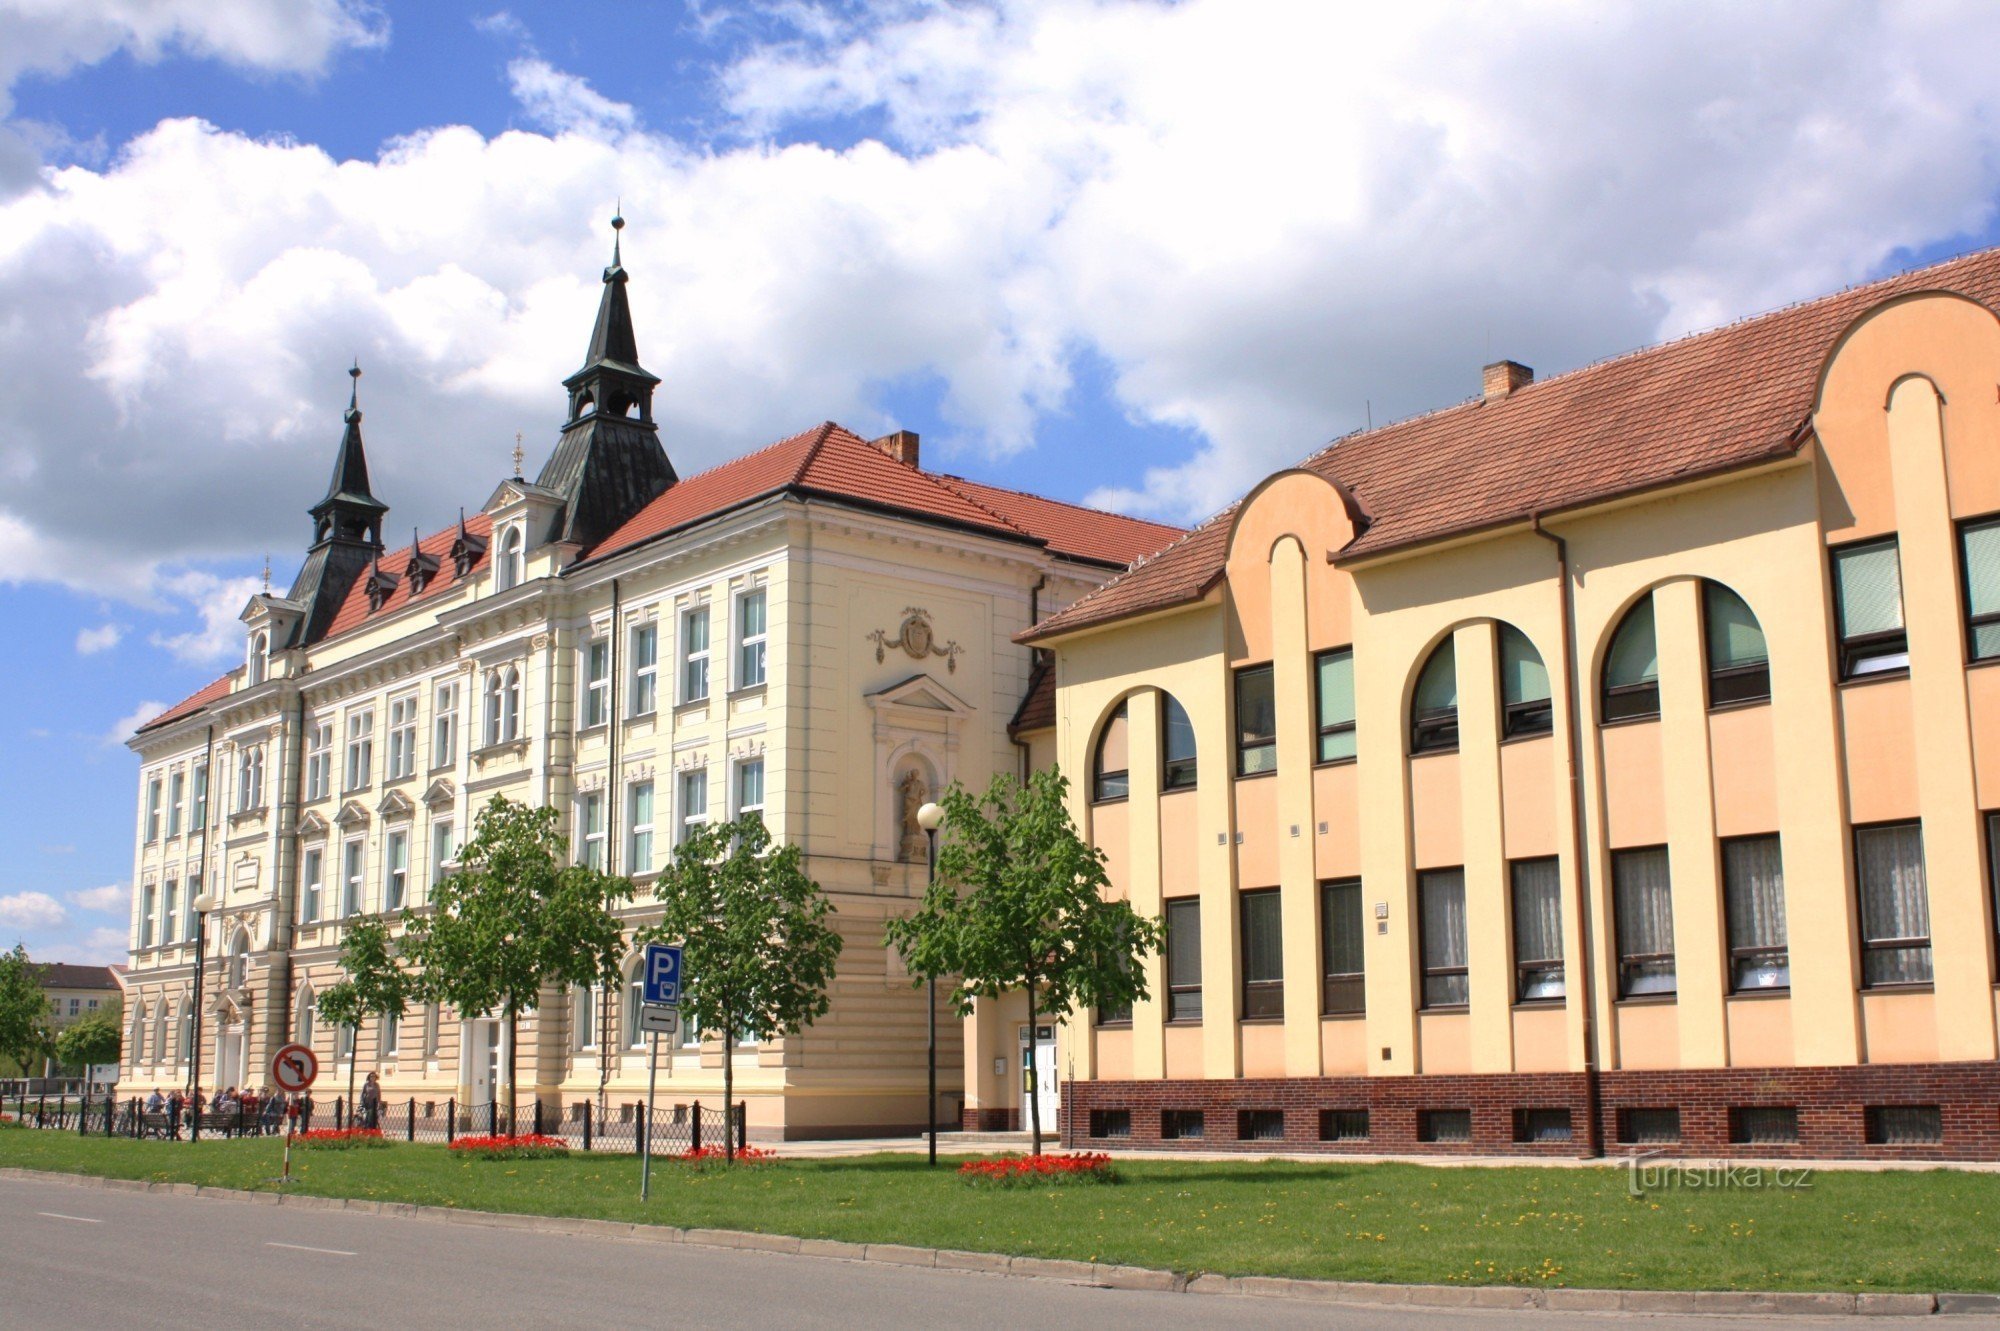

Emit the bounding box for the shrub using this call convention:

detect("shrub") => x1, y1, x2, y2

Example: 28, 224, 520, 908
449, 1132, 570, 1160
957, 1153, 1116, 1187
294, 1127, 388, 1149
676, 1144, 776, 1165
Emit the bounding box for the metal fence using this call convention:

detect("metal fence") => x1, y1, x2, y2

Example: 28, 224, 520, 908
5, 1089, 746, 1156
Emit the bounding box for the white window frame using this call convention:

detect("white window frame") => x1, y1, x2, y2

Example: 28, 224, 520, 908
385, 828, 410, 911
191, 761, 209, 831
581, 638, 610, 728
627, 781, 655, 874
341, 837, 365, 918
294, 988, 315, 1046
386, 694, 418, 780
237, 746, 264, 813
573, 983, 598, 1052
733, 757, 766, 823
430, 819, 455, 888
139, 883, 156, 949
167, 770, 185, 838
680, 606, 710, 703
484, 665, 522, 746
631, 623, 659, 716
182, 871, 200, 942
382, 1012, 400, 1058
344, 708, 375, 792
305, 721, 333, 801
496, 525, 524, 591
577, 792, 606, 870
301, 847, 323, 923
162, 878, 180, 946
144, 777, 162, 842
735, 588, 767, 689
678, 768, 707, 844
432, 680, 458, 769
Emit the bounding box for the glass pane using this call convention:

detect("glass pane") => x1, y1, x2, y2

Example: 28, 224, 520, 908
1316, 649, 1355, 728
1605, 597, 1659, 688
1613, 847, 1675, 994
1166, 898, 1202, 989
1321, 879, 1363, 977
741, 591, 766, 637
1498, 626, 1550, 706
1240, 891, 1283, 984
1318, 727, 1356, 763
683, 609, 708, 653
1510, 859, 1564, 975
1722, 836, 1786, 950
1836, 541, 1905, 636
1414, 640, 1457, 714
1857, 823, 1931, 984
1236, 667, 1275, 745
1097, 704, 1129, 775
1419, 869, 1467, 1006
1703, 582, 1768, 670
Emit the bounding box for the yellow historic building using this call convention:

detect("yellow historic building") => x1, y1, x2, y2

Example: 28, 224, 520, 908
1027, 250, 2000, 1160
118, 219, 1176, 1138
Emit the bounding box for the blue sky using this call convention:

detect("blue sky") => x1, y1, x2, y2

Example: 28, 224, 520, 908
5, 0, 2000, 964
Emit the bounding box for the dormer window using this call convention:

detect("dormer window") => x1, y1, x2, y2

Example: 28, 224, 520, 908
496, 527, 524, 592
405, 541, 440, 596
247, 631, 268, 687
451, 519, 487, 578
365, 562, 399, 613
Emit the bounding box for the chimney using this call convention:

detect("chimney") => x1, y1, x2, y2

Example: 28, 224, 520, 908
1482, 359, 1534, 401
870, 429, 921, 469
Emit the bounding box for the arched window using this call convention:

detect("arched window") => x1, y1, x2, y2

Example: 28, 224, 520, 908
153, 1005, 169, 1066
573, 984, 597, 1052
624, 960, 647, 1049
495, 527, 524, 592
336, 1022, 354, 1063
131, 1002, 147, 1064
1498, 625, 1553, 737
1410, 638, 1458, 754
1093, 703, 1129, 802
248, 632, 268, 686
1161, 694, 1197, 791
175, 1002, 193, 1063
294, 986, 315, 1046
1602, 595, 1660, 721
484, 666, 522, 746
1702, 581, 1769, 705
226, 930, 250, 989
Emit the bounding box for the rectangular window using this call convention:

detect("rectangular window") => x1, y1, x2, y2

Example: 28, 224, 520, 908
1959, 516, 2000, 662
1989, 812, 2000, 957
144, 778, 161, 842
387, 695, 417, 780
341, 839, 364, 917
1239, 889, 1283, 1019
237, 746, 264, 812
344, 708, 374, 792
631, 624, 659, 716
1865, 1105, 1942, 1145
385, 829, 409, 911
1161, 1109, 1204, 1140
1419, 869, 1469, 1007
432, 681, 458, 768
1833, 537, 1910, 679
1613, 846, 1676, 997
382, 1013, 400, 1059
1418, 1109, 1472, 1143
577, 793, 606, 870
735, 757, 766, 822
1510, 857, 1565, 1001
680, 607, 710, 703
1729, 1106, 1798, 1145
581, 638, 610, 728
1320, 1110, 1369, 1141
182, 871, 199, 941
1315, 648, 1356, 763
1320, 878, 1364, 1015
305, 721, 333, 801
628, 781, 655, 874
430, 820, 454, 888
678, 769, 707, 843
1723, 834, 1788, 991
1165, 897, 1202, 1021
1088, 1109, 1131, 1139
140, 884, 156, 948
167, 771, 185, 838
736, 589, 768, 689
191, 762, 208, 830
1234, 664, 1277, 776
1617, 1108, 1682, 1145
301, 848, 323, 923
1856, 821, 1932, 986
1238, 1109, 1285, 1141
161, 879, 180, 946
1514, 1109, 1573, 1143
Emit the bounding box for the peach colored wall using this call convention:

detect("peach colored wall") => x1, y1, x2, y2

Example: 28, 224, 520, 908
1614, 1004, 1680, 1070
1859, 991, 1939, 1063
1409, 753, 1463, 869
1224, 471, 1360, 665
1724, 998, 1794, 1066
1840, 681, 1920, 824
1708, 704, 1779, 838
1312, 762, 1362, 878
1159, 790, 1201, 896
1241, 1021, 1287, 1078
1233, 776, 1281, 887
1163, 1023, 1204, 1080
1499, 735, 1558, 858
1511, 1008, 1569, 1073
1092, 801, 1131, 899
1969, 666, 2000, 808
1416, 1011, 1471, 1074
1601, 721, 1667, 848
1320, 1016, 1368, 1075
1095, 1028, 1133, 1082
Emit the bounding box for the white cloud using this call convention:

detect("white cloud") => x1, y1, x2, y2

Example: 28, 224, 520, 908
104, 699, 166, 747
74, 622, 120, 654
36, 927, 128, 965
0, 890, 68, 929
146, 570, 259, 664
70, 883, 127, 912
506, 58, 637, 139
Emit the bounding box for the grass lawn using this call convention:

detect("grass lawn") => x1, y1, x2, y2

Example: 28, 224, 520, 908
3, 1129, 1997, 1293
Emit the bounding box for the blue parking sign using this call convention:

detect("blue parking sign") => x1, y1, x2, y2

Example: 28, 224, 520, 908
643, 943, 682, 1006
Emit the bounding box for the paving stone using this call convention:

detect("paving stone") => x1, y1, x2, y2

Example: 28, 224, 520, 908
1185, 1274, 1237, 1296
1092, 1263, 1178, 1292
1855, 1293, 1935, 1316
1005, 1256, 1094, 1283
1938, 1292, 2000, 1315
865, 1243, 937, 1267
797, 1238, 866, 1261
934, 1249, 1013, 1275
1544, 1288, 1624, 1312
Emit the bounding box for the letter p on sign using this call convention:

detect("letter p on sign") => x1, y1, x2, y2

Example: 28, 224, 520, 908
643, 943, 682, 1006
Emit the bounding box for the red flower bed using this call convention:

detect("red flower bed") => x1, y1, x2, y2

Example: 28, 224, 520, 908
957, 1153, 1116, 1186
449, 1132, 571, 1160
677, 1144, 776, 1164
294, 1127, 387, 1149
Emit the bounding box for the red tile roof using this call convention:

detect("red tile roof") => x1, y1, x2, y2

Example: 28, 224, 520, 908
1009, 654, 1056, 736
320, 512, 493, 640
135, 669, 240, 736
1027, 244, 2000, 642
587, 422, 1183, 569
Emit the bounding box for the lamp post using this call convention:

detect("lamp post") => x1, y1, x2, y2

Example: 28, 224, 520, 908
916, 800, 944, 1168
187, 888, 219, 1141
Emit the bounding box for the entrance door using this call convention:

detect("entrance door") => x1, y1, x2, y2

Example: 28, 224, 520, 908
464, 1019, 506, 1127
1018, 1024, 1058, 1135
216, 1026, 244, 1091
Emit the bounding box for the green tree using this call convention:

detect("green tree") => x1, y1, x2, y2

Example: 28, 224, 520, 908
0, 945, 54, 1079
402, 798, 635, 1131
646, 814, 843, 1161
884, 768, 1163, 1154
315, 915, 413, 1116
55, 997, 122, 1072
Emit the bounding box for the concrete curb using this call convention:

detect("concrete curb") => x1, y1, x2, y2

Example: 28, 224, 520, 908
0, 1165, 1966, 1316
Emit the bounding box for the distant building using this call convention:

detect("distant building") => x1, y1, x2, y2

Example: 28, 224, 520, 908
36, 963, 121, 1030
1029, 247, 2000, 1162
118, 216, 1178, 1136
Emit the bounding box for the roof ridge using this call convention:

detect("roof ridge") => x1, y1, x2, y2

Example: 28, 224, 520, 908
793, 420, 845, 483
940, 471, 1187, 531
915, 465, 1040, 541
1031, 498, 1238, 624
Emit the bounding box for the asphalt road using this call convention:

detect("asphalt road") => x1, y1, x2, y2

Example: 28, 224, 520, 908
0, 1173, 1974, 1330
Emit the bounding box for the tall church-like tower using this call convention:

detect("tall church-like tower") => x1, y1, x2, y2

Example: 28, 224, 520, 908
533, 214, 678, 551
285, 363, 388, 645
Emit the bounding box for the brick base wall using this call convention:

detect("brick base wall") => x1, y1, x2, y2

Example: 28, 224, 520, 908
962, 1106, 1018, 1132
1061, 1062, 2000, 1162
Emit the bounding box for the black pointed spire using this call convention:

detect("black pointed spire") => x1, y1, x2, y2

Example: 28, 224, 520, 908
286, 364, 392, 646
580, 212, 646, 378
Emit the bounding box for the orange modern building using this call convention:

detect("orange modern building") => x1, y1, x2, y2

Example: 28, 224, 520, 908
1024, 248, 2000, 1160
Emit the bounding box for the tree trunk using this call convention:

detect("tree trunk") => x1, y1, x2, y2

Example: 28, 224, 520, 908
722, 1015, 735, 1163
505, 1010, 518, 1137
1025, 984, 1042, 1156
347, 1027, 358, 1124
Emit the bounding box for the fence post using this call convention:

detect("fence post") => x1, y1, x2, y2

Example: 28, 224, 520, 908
407, 1097, 416, 1143
582, 1100, 592, 1152
489, 1098, 498, 1138
446, 1097, 456, 1146
691, 1100, 702, 1155
737, 1101, 747, 1152
534, 1098, 544, 1137
636, 1109, 646, 1159
104, 1092, 114, 1138
37, 1091, 46, 1126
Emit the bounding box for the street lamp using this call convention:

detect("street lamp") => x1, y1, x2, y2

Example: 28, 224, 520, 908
187, 888, 219, 1141
916, 800, 944, 1167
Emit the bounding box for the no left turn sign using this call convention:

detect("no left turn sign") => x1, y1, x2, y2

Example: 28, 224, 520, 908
271, 1042, 319, 1093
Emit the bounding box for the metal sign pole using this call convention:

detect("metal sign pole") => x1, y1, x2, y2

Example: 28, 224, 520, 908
640, 1029, 660, 1201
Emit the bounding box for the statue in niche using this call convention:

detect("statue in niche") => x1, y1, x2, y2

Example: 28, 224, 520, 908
897, 767, 931, 863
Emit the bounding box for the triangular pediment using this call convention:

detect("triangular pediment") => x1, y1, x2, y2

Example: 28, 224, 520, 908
422, 777, 456, 809
335, 800, 370, 829
297, 810, 329, 838
865, 673, 975, 717
376, 789, 414, 819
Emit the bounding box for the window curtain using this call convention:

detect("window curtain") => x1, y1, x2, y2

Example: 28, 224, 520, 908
1723, 835, 1788, 988
1510, 859, 1564, 999
1835, 542, 1905, 636
1320, 879, 1364, 1012
1166, 898, 1202, 1019
1095, 703, 1130, 798
1613, 847, 1675, 995
1419, 869, 1468, 1006
1240, 891, 1283, 1018
1857, 823, 1931, 985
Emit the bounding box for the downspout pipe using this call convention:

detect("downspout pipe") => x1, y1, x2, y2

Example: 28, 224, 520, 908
1531, 513, 1603, 1159
601, 578, 620, 1103
1016, 573, 1049, 782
